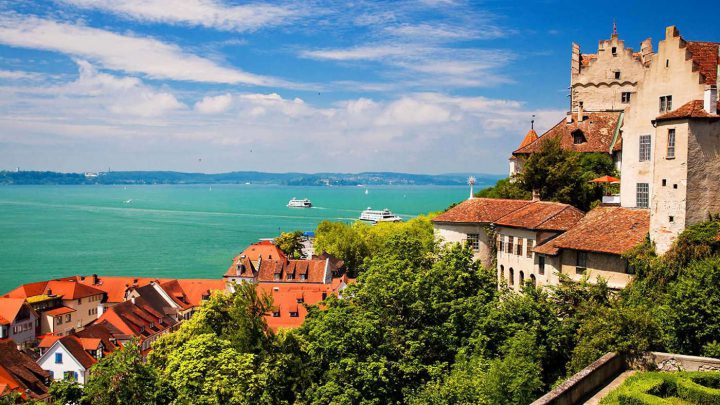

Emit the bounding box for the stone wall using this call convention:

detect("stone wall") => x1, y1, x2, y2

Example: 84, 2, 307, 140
559, 250, 633, 289
434, 223, 493, 268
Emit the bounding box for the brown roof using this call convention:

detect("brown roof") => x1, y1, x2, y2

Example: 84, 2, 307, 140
494, 202, 584, 231
75, 321, 126, 354
56, 335, 97, 369
687, 41, 719, 85
433, 198, 532, 224
655, 100, 720, 122
0, 339, 50, 400
256, 258, 328, 283
224, 255, 257, 278
513, 111, 622, 155
534, 206, 649, 256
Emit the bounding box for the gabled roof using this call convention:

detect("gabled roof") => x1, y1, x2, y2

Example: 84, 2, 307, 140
257, 283, 336, 330
0, 298, 32, 325
47, 336, 97, 369
687, 41, 720, 85
0, 339, 49, 400
157, 280, 194, 311
71, 275, 157, 303
5, 279, 105, 301
75, 321, 125, 354
655, 100, 720, 122
433, 198, 533, 224
43, 306, 75, 317
169, 279, 225, 307
224, 255, 257, 278
513, 111, 622, 155
96, 297, 177, 339
494, 202, 585, 231
534, 206, 649, 256
256, 258, 328, 283
239, 240, 287, 262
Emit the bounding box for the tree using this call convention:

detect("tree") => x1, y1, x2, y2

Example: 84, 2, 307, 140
83, 339, 160, 405
519, 137, 616, 211
275, 231, 305, 259
475, 177, 531, 200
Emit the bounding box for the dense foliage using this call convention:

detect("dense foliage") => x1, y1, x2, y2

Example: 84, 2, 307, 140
476, 138, 617, 211
9, 217, 720, 405
600, 371, 720, 404
275, 230, 305, 258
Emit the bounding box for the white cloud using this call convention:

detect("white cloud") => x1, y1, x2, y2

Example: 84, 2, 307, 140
60, 0, 300, 32
0, 70, 43, 80
301, 46, 409, 61
0, 14, 286, 86
195, 93, 233, 114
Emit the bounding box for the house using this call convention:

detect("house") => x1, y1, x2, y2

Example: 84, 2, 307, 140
94, 296, 179, 353
0, 339, 50, 400
36, 335, 106, 384
534, 206, 649, 290
0, 298, 38, 347
432, 198, 545, 267
494, 201, 584, 290
5, 280, 106, 336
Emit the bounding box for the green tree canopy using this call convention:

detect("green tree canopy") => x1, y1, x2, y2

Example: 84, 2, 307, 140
274, 230, 305, 259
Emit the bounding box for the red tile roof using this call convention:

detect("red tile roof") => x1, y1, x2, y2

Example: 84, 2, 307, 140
256, 258, 328, 283
75, 321, 125, 355
96, 297, 177, 339
5, 279, 105, 301
655, 100, 720, 122
173, 279, 226, 306
224, 255, 257, 278
157, 280, 194, 311
687, 41, 719, 85
433, 198, 533, 224
494, 202, 584, 231
43, 306, 76, 316
72, 275, 156, 303
517, 128, 539, 150
534, 206, 649, 256
513, 111, 622, 155
0, 298, 31, 325
239, 240, 286, 262
0, 339, 50, 400
54, 335, 98, 369
257, 283, 335, 330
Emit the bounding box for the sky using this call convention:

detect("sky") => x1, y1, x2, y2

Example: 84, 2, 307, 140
0, 1, 718, 174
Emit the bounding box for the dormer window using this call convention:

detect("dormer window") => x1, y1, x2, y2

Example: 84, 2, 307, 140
289, 311, 299, 318
300, 274, 307, 280
287, 274, 295, 280
274, 274, 281, 281
572, 130, 587, 145
296, 297, 304, 304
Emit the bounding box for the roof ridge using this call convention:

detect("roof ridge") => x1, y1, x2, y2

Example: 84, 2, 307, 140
493, 200, 538, 224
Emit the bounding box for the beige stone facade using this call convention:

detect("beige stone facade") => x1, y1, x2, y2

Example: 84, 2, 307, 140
496, 227, 545, 291
434, 222, 493, 268
571, 34, 651, 112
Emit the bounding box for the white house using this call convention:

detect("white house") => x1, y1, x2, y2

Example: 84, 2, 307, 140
37, 335, 103, 384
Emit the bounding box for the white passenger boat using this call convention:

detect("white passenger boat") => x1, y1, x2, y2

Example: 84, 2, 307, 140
287, 198, 312, 208
359, 207, 402, 223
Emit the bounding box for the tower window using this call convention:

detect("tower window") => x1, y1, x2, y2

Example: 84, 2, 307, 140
666, 59, 669, 68
636, 183, 649, 208
659, 95, 673, 113
667, 129, 676, 159
614, 71, 621, 80
639, 135, 651, 161
611, 46, 617, 56
669, 216, 674, 223
621, 92, 631, 103
662, 179, 667, 187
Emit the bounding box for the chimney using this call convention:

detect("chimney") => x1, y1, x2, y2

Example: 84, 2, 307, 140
665, 26, 679, 40
566, 112, 573, 124
532, 189, 541, 201
92, 274, 98, 285
577, 102, 584, 123
704, 85, 718, 114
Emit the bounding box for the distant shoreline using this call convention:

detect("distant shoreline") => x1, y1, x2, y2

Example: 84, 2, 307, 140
0, 170, 504, 187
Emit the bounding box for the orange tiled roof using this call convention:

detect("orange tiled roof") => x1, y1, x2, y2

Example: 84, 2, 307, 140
0, 298, 29, 325
5, 279, 105, 301
257, 283, 335, 330
655, 100, 720, 122
0, 339, 50, 400
43, 306, 75, 316
494, 202, 584, 231
256, 258, 328, 283
72, 275, 157, 303
240, 240, 286, 262
534, 206, 649, 256
513, 111, 622, 155
173, 279, 226, 306
687, 41, 720, 85
96, 296, 177, 339
517, 128, 539, 150
433, 198, 532, 224
224, 255, 257, 278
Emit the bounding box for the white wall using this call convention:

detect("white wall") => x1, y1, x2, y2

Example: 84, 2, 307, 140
37, 343, 89, 385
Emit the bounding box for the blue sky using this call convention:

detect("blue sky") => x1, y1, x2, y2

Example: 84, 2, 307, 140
0, 0, 717, 174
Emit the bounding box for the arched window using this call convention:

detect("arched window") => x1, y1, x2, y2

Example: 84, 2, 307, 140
509, 268, 514, 286
500, 265, 505, 281
530, 274, 537, 287
519, 271, 525, 285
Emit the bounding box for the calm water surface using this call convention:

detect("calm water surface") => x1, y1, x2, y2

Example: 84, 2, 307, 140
0, 184, 472, 292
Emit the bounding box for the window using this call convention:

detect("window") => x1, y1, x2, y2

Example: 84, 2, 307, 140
662, 179, 667, 187
55, 353, 63, 364
287, 274, 295, 280
497, 235, 505, 253
614, 71, 621, 80
666, 59, 669, 68
667, 129, 676, 159
576, 252, 588, 274
527, 240, 534, 258
273, 274, 281, 281
530, 274, 537, 287
538, 255, 545, 275
500, 265, 505, 281
63, 371, 76, 381
272, 311, 280, 317
509, 268, 514, 286
622, 92, 631, 103
507, 237, 514, 255
639, 135, 651, 162
78, 298, 82, 305
321, 292, 327, 300
611, 46, 617, 56
516, 238, 523, 256
65, 314, 71, 323
572, 129, 586, 144
636, 183, 649, 208
300, 274, 307, 280
289, 311, 299, 318
519, 271, 525, 285
56, 316, 63, 325
296, 297, 304, 303
466, 233, 480, 251
659, 95, 673, 113
669, 216, 674, 223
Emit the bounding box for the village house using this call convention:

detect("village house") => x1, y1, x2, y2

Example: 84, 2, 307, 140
4, 280, 105, 337
37, 334, 108, 384
0, 339, 50, 401
0, 298, 39, 348
534, 206, 650, 290
494, 201, 584, 290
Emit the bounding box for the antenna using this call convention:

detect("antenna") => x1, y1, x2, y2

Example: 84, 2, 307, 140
531, 114, 535, 130
612, 18, 617, 37
468, 176, 476, 200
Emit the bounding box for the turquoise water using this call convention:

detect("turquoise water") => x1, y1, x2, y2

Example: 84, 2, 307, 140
0, 184, 471, 292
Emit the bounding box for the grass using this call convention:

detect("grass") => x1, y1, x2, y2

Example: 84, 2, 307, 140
600, 371, 720, 404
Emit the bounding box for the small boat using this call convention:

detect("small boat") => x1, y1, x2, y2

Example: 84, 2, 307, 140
124, 199, 133, 204
287, 198, 312, 208
359, 207, 402, 223
365, 188, 369, 195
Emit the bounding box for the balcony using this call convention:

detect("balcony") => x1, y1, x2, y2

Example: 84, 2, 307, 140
602, 195, 621, 205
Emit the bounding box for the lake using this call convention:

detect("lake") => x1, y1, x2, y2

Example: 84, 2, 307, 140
0, 184, 476, 292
